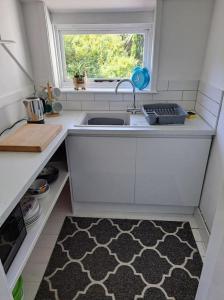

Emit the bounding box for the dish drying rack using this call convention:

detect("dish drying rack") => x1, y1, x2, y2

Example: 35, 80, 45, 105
142, 103, 188, 125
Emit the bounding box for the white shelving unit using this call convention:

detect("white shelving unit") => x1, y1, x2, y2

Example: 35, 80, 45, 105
6, 162, 69, 290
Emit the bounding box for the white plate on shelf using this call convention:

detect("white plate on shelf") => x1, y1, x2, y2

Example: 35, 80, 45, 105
21, 197, 40, 219
25, 209, 42, 229
25, 209, 40, 223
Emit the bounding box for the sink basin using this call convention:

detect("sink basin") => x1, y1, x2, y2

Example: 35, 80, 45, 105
88, 117, 125, 125
80, 113, 130, 126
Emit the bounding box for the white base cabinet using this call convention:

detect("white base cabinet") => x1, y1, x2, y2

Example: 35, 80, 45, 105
135, 138, 211, 206
67, 136, 136, 204
67, 136, 211, 208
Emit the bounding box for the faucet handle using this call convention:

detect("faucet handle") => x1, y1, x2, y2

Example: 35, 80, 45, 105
127, 108, 141, 114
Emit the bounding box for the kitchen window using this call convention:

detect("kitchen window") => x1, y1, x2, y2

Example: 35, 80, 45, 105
54, 24, 154, 90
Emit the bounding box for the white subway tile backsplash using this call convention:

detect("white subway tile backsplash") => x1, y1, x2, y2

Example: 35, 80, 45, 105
140, 101, 169, 108
153, 91, 182, 101
123, 94, 131, 102
63, 101, 82, 111
195, 81, 224, 128
67, 92, 94, 101
199, 81, 223, 103
94, 93, 123, 101
168, 80, 199, 91
182, 91, 197, 101
123, 94, 134, 102
123, 94, 153, 107
55, 80, 201, 113
109, 101, 128, 111
123, 93, 153, 102
181, 101, 195, 111
81, 101, 109, 111
195, 102, 217, 128
197, 92, 220, 116
56, 92, 67, 101
136, 94, 153, 101
157, 80, 169, 91
131, 102, 142, 109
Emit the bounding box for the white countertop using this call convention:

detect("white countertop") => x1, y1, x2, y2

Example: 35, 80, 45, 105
70, 112, 215, 137
0, 111, 214, 226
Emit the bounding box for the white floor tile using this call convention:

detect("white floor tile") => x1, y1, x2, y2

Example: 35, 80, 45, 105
192, 229, 203, 242
196, 241, 207, 258
28, 246, 54, 264
22, 185, 72, 299
54, 183, 72, 214
201, 256, 206, 263
35, 234, 58, 249
23, 263, 46, 283
41, 214, 65, 235
23, 281, 40, 300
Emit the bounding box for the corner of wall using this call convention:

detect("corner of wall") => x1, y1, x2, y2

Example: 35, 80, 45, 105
195, 81, 224, 128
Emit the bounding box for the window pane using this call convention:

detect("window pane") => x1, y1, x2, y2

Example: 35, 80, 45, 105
63, 33, 144, 79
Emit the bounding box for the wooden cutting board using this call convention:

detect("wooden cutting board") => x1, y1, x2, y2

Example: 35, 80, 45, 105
0, 124, 63, 152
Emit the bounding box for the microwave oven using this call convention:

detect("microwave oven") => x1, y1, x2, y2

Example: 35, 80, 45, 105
0, 203, 27, 273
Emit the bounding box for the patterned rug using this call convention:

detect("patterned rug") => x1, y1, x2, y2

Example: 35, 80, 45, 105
35, 217, 203, 300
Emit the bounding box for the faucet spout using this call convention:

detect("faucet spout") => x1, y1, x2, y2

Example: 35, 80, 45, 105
115, 79, 135, 95
115, 79, 140, 114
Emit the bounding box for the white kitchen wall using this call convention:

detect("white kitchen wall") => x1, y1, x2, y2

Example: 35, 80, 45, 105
196, 0, 224, 233
22, 0, 213, 108
22, 1, 55, 88
158, 0, 213, 80
195, 81, 223, 128
0, 0, 33, 132
196, 6, 224, 299
194, 0, 224, 293
51, 11, 154, 25
22, 4, 155, 88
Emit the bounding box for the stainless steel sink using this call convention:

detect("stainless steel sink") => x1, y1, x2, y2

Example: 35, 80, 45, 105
80, 113, 130, 126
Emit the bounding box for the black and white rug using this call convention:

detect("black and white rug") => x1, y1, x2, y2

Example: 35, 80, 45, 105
35, 217, 203, 300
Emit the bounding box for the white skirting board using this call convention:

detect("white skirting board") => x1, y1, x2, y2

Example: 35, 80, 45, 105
72, 202, 195, 219
194, 207, 210, 248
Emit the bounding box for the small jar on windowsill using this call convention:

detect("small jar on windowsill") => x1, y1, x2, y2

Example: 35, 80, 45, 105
73, 72, 87, 90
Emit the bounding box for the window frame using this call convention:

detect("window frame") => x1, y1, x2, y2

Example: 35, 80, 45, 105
54, 23, 153, 90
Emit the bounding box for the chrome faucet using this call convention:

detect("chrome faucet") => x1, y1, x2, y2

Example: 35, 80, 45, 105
115, 79, 141, 114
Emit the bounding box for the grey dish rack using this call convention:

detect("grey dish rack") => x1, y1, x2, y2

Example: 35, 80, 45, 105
142, 103, 188, 125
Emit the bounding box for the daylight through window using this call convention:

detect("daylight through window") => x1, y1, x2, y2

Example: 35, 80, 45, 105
56, 24, 153, 88
63, 33, 145, 80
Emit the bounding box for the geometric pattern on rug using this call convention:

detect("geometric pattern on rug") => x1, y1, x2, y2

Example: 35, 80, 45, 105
35, 217, 203, 300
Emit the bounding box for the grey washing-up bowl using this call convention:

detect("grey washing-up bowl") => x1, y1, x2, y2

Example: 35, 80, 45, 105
88, 117, 125, 125
81, 113, 130, 126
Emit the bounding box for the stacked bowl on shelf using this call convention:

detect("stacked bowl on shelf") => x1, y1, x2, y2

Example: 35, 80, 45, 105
20, 164, 59, 229
21, 196, 41, 229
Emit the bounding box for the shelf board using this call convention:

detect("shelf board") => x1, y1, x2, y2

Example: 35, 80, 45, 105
6, 162, 69, 290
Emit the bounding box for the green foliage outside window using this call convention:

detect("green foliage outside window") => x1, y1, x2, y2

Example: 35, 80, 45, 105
63, 33, 144, 79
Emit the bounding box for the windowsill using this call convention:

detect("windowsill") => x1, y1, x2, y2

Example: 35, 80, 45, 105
60, 87, 158, 94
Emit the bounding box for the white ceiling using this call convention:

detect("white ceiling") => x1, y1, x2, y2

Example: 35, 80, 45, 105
21, 0, 156, 13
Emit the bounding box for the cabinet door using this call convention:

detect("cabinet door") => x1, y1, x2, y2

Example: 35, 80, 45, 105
67, 136, 136, 204
135, 137, 211, 206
